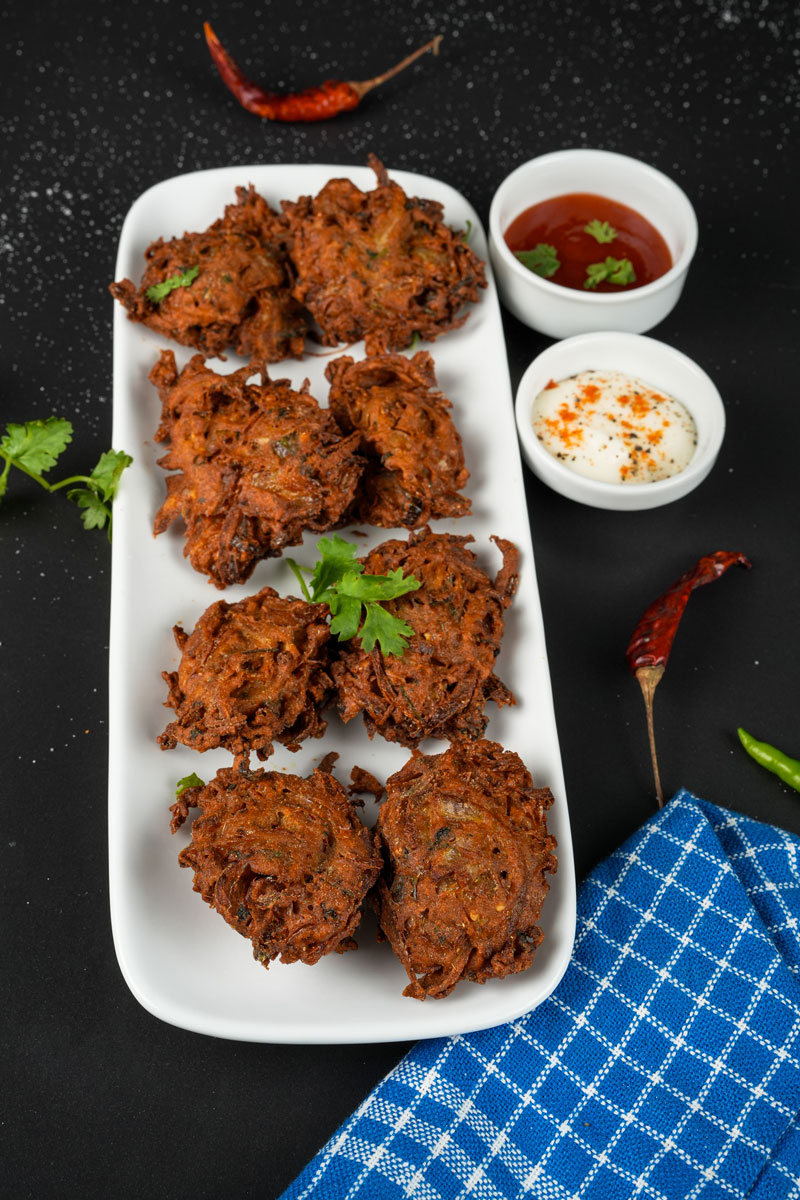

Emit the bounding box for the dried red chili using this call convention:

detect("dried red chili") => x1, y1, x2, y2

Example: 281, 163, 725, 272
204, 24, 443, 122
626, 550, 751, 807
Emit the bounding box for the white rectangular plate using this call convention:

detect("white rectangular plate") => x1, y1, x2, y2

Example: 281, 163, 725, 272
109, 163, 576, 1043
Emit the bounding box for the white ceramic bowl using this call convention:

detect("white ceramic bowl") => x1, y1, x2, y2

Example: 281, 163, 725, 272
489, 149, 698, 339
514, 331, 725, 510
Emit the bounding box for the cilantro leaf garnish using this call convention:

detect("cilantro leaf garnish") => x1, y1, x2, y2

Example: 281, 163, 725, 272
514, 243, 560, 279
67, 486, 111, 532
176, 773, 205, 798
292, 533, 362, 606
584, 257, 637, 289
328, 589, 364, 642
87, 448, 133, 500
584, 219, 617, 244
145, 264, 200, 304
65, 449, 133, 536
287, 534, 421, 657
0, 418, 132, 540
358, 604, 416, 657
0, 417, 72, 476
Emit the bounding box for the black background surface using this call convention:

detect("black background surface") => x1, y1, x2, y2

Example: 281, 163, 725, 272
2, 1, 798, 1196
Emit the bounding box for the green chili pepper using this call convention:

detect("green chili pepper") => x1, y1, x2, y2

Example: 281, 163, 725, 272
737, 727, 800, 793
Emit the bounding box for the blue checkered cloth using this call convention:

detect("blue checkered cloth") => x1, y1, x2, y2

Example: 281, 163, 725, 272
279, 790, 800, 1200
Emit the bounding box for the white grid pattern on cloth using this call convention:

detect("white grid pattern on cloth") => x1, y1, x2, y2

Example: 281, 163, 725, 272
505, 813, 795, 1195
367, 1032, 526, 1198
280, 793, 800, 1200
576, 880, 794, 1058
293, 1053, 458, 1200
719, 816, 800, 974
524, 846, 760, 1193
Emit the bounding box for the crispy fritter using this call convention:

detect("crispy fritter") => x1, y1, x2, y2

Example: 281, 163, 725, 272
150, 351, 364, 588
375, 739, 557, 1000
332, 528, 519, 746
325, 351, 470, 528
158, 586, 333, 762
171, 765, 382, 968
282, 155, 486, 354
110, 185, 308, 361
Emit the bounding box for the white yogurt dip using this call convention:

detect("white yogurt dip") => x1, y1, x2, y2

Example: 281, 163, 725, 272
531, 369, 697, 484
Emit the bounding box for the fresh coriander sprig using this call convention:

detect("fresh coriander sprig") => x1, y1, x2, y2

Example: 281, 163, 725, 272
584, 256, 636, 289
584, 219, 617, 244
0, 416, 132, 540
514, 243, 560, 279
145, 264, 200, 304
287, 534, 421, 657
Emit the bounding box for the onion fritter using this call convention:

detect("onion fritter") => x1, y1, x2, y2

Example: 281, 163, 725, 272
151, 350, 364, 588
283, 155, 486, 354
110, 185, 308, 362
332, 528, 519, 745
171, 765, 382, 968
158, 586, 333, 762
375, 739, 557, 1000
325, 351, 470, 528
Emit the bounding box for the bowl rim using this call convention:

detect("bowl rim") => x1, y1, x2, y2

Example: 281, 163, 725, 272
513, 331, 725, 509
489, 148, 699, 306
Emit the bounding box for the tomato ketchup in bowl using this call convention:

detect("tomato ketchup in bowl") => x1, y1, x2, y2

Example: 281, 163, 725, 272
504, 192, 672, 294
489, 149, 698, 339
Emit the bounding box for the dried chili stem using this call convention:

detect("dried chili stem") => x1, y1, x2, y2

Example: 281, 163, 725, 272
349, 35, 442, 100
636, 664, 665, 808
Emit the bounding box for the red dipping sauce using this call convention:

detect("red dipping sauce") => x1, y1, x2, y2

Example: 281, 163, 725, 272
504, 193, 672, 293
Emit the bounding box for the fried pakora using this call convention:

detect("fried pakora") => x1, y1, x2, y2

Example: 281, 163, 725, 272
325, 351, 470, 528
374, 739, 557, 1000
171, 764, 382, 968
332, 528, 519, 745
150, 350, 364, 588
158, 586, 333, 762
282, 155, 486, 354
110, 185, 308, 361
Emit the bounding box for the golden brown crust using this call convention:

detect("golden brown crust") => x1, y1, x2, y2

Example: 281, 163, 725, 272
150, 351, 365, 587
325, 351, 470, 528
173, 765, 382, 968
158, 586, 333, 762
332, 528, 519, 746
375, 739, 557, 999
348, 765, 385, 804
109, 185, 308, 362
282, 155, 486, 355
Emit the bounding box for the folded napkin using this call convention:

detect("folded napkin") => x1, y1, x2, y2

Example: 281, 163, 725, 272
280, 790, 800, 1199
